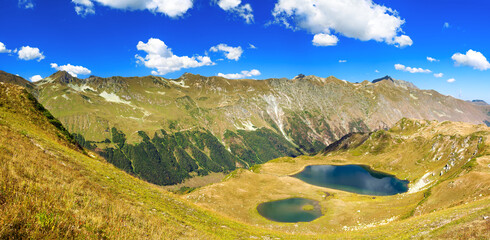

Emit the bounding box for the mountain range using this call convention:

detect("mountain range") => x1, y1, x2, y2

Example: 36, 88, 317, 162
1, 80, 487, 238
1, 70, 489, 185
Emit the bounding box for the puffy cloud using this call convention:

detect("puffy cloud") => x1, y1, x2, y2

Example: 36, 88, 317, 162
444, 22, 450, 28
338, 60, 347, 63
216, 0, 254, 23
312, 33, 338, 47
51, 63, 92, 77
451, 49, 490, 71
218, 69, 260, 79
447, 78, 455, 83
135, 38, 214, 75
272, 0, 411, 47
18, 0, 34, 9
72, 0, 192, 18
394, 64, 431, 73
434, 73, 444, 78
427, 56, 439, 62
393, 35, 413, 48
210, 44, 243, 61
30, 75, 43, 82
375, 70, 380, 73
217, 0, 240, 9
18, 46, 45, 61
0, 42, 11, 53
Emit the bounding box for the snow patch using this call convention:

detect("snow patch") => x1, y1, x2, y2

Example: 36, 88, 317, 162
170, 79, 189, 88
235, 120, 256, 131
455, 109, 463, 114
408, 172, 433, 193
61, 94, 69, 100
410, 93, 418, 100
99, 91, 131, 105
36, 77, 55, 86
68, 83, 96, 92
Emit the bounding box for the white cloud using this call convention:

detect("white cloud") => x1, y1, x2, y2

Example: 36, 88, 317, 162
248, 43, 257, 49
72, 0, 193, 18
393, 35, 413, 48
51, 63, 92, 77
216, 0, 254, 23
272, 0, 411, 47
451, 49, 490, 71
338, 60, 347, 63
17, 46, 45, 61
444, 22, 450, 28
218, 69, 260, 79
434, 73, 444, 78
30, 75, 43, 82
0, 42, 11, 53
312, 33, 338, 46
394, 64, 431, 73
210, 44, 243, 61
135, 38, 214, 75
427, 56, 439, 62
18, 0, 34, 9
375, 69, 380, 73
73, 0, 95, 16
447, 78, 455, 83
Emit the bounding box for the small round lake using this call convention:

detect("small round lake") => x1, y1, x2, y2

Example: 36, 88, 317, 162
292, 165, 409, 196
257, 198, 322, 223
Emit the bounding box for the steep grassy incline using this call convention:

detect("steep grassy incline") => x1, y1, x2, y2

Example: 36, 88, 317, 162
0, 83, 290, 239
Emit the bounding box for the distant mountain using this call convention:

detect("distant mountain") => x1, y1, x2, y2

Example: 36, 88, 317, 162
470, 99, 488, 105
1, 70, 489, 185
372, 75, 395, 83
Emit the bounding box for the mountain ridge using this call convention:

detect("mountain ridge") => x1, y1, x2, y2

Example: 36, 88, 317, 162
2, 70, 489, 185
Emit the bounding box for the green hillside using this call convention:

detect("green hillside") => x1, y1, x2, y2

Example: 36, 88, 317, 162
2, 70, 489, 187
31, 71, 490, 186
1, 82, 488, 239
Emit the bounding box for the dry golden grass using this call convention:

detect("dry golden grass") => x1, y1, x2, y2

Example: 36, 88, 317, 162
0, 83, 288, 239
187, 120, 490, 238
1, 83, 489, 239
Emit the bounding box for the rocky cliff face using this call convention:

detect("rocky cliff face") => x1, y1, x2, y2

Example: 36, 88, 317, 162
2, 70, 488, 185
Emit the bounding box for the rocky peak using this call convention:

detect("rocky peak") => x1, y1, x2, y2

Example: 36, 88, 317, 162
372, 75, 395, 84
47, 71, 79, 84
293, 74, 306, 80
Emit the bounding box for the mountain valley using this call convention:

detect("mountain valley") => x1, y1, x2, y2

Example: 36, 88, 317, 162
0, 80, 488, 239
4, 70, 487, 186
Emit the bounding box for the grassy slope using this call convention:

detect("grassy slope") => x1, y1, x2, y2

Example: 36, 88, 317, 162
0, 83, 287, 239
1, 83, 488, 239
188, 119, 490, 238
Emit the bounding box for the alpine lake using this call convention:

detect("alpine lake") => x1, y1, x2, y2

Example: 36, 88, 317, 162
257, 165, 409, 223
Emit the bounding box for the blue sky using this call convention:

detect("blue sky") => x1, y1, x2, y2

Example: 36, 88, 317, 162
0, 0, 489, 102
